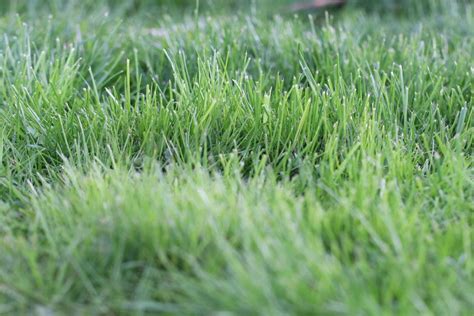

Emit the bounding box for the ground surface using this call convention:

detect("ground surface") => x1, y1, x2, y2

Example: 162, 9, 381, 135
0, 0, 472, 314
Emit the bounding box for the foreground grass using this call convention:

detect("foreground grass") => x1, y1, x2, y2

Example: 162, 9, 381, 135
0, 0, 472, 314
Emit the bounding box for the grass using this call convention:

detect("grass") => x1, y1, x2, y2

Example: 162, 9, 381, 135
0, 0, 472, 314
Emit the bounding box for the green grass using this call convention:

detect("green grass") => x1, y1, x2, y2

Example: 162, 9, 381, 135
0, 0, 472, 314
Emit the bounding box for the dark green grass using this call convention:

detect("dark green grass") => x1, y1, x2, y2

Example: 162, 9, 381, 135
0, 0, 472, 314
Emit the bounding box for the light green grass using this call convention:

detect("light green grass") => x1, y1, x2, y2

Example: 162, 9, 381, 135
0, 0, 472, 314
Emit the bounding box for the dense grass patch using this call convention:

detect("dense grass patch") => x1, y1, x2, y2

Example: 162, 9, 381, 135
0, 0, 472, 314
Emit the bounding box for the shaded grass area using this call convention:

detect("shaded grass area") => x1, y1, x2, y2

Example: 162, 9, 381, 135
0, 0, 472, 314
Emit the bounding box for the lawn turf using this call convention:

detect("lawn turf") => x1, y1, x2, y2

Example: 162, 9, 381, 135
0, 0, 472, 314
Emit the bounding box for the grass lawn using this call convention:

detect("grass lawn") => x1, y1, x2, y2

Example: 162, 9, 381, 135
0, 0, 472, 314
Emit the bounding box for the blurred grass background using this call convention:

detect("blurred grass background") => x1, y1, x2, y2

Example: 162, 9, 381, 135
0, 0, 468, 17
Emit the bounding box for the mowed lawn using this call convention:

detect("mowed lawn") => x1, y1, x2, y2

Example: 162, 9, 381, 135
0, 0, 472, 314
